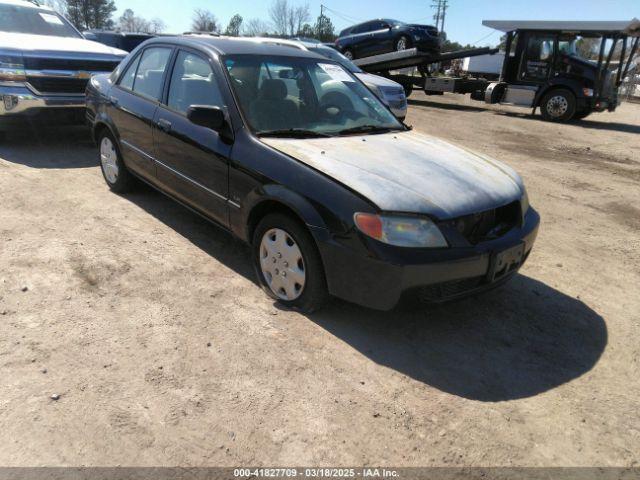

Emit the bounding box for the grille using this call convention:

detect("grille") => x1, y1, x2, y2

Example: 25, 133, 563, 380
443, 201, 521, 245
27, 77, 89, 95
23, 57, 120, 72
418, 276, 484, 303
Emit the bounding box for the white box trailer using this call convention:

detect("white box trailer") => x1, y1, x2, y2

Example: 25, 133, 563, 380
462, 52, 505, 77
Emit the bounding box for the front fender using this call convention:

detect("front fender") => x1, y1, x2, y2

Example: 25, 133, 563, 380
237, 184, 331, 243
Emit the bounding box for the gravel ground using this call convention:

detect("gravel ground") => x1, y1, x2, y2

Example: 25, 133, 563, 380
0, 93, 639, 467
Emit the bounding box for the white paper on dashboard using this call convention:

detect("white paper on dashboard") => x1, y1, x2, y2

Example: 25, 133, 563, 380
318, 63, 355, 82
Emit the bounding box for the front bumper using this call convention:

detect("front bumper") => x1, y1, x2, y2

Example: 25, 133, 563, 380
0, 83, 85, 126
317, 208, 540, 311
412, 37, 441, 55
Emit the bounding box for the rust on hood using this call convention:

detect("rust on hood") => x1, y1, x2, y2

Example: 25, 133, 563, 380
262, 130, 524, 219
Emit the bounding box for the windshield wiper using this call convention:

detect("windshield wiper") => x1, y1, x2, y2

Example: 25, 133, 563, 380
336, 125, 397, 136
257, 128, 332, 138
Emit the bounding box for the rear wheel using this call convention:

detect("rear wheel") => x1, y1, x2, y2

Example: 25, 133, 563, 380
252, 213, 328, 313
342, 48, 354, 60
540, 89, 576, 122
395, 35, 411, 52
98, 130, 135, 193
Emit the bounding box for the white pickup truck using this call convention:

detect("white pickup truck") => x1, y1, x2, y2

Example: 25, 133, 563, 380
0, 0, 126, 132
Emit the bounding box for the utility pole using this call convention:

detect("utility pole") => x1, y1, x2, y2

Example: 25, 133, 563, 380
431, 0, 441, 31
431, 0, 449, 33
440, 0, 448, 33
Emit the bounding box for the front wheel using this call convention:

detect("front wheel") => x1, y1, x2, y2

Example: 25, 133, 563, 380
540, 89, 576, 122
252, 213, 328, 313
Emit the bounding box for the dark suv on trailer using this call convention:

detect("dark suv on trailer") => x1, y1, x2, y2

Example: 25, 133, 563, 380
86, 36, 538, 312
336, 19, 441, 60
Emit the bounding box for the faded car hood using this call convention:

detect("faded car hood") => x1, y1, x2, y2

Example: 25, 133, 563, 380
262, 130, 524, 219
0, 32, 127, 57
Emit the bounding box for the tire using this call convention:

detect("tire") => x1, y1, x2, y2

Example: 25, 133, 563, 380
97, 129, 136, 193
252, 213, 329, 313
342, 48, 354, 60
395, 35, 411, 52
540, 89, 577, 122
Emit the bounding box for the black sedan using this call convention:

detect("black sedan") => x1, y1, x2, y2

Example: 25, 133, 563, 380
335, 19, 441, 60
86, 36, 539, 312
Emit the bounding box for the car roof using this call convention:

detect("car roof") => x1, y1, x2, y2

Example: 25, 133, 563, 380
144, 35, 326, 58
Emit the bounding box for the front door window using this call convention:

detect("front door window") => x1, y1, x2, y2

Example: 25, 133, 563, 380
521, 34, 555, 82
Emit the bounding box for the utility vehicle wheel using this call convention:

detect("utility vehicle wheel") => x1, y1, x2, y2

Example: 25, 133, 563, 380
396, 35, 411, 52
98, 130, 135, 193
540, 89, 576, 122
343, 48, 354, 60
253, 213, 328, 313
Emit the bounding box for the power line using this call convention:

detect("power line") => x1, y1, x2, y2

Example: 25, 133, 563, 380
321, 6, 363, 25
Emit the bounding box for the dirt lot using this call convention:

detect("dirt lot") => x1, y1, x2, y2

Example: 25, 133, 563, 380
1, 93, 639, 467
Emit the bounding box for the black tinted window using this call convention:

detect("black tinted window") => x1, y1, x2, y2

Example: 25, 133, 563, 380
132, 47, 172, 100
167, 51, 223, 115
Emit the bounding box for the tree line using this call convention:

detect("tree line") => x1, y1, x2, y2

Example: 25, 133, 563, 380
45, 0, 337, 41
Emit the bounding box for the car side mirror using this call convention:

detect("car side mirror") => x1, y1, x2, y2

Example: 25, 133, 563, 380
187, 106, 234, 143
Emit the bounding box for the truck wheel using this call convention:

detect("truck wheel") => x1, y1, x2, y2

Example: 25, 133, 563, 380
396, 36, 411, 52
252, 213, 329, 313
343, 48, 354, 60
540, 89, 576, 122
98, 130, 136, 193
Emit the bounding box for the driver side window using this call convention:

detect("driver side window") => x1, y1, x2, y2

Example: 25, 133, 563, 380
521, 34, 555, 81
167, 50, 224, 115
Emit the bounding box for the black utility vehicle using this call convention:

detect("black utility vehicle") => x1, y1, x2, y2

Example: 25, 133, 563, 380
336, 19, 440, 60
86, 36, 538, 312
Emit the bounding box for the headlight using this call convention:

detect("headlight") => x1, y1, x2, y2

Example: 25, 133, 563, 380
0, 54, 26, 83
354, 213, 448, 248
520, 188, 530, 217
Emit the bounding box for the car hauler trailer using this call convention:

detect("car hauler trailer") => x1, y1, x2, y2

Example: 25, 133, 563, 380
352, 46, 498, 97
355, 19, 640, 122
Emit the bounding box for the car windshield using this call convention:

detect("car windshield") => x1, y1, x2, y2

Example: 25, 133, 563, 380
307, 46, 363, 73
224, 54, 403, 136
0, 4, 81, 38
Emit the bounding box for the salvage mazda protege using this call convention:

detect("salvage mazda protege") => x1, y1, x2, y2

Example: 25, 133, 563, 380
86, 36, 540, 312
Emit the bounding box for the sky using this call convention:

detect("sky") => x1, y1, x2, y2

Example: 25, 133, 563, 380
113, 0, 639, 47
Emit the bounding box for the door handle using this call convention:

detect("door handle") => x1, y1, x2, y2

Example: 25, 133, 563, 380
157, 119, 172, 132
108, 96, 119, 106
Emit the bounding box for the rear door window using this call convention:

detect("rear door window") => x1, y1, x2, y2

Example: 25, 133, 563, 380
131, 47, 173, 101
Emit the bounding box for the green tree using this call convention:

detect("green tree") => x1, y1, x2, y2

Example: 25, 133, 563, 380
314, 14, 335, 43
225, 14, 243, 36
65, 0, 116, 30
